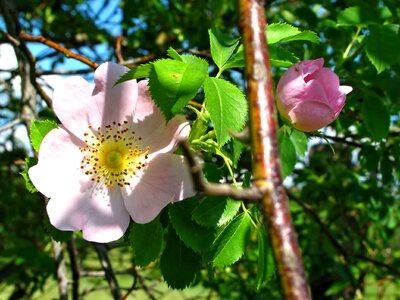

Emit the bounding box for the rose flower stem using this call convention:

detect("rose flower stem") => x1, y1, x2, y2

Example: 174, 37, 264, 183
239, 0, 311, 299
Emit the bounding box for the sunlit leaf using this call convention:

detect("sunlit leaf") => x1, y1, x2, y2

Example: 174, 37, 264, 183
204, 77, 247, 145
149, 58, 208, 120
210, 212, 252, 267
30, 119, 58, 152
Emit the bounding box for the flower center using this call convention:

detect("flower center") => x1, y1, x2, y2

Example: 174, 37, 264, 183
79, 121, 150, 189
106, 151, 123, 168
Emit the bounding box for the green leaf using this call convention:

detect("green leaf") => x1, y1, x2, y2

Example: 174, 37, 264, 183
267, 23, 320, 44
269, 45, 299, 67
366, 24, 400, 73
361, 95, 390, 141
130, 219, 163, 266
30, 119, 58, 152
223, 43, 299, 69
210, 212, 252, 267
208, 27, 240, 70
167, 47, 183, 61
232, 138, 245, 168
160, 228, 201, 289
169, 199, 215, 253
114, 63, 153, 85
256, 227, 275, 289
289, 130, 308, 157
325, 280, 351, 296
192, 196, 241, 228
21, 157, 38, 193
337, 6, 378, 27
44, 214, 72, 243
278, 128, 297, 178
204, 77, 248, 145
223, 45, 245, 70
149, 58, 208, 120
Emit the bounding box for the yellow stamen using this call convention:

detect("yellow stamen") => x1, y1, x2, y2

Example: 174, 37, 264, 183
79, 121, 150, 188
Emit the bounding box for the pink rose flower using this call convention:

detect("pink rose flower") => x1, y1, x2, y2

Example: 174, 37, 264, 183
29, 62, 194, 243
276, 58, 352, 132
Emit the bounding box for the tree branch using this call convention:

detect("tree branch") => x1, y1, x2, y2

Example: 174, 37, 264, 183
0, 118, 21, 133
239, 0, 310, 299
19, 33, 99, 70
179, 139, 262, 201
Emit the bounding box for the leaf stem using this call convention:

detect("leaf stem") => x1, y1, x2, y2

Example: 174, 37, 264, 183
342, 26, 361, 60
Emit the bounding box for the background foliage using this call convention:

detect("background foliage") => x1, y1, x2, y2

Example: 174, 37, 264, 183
1, 0, 400, 299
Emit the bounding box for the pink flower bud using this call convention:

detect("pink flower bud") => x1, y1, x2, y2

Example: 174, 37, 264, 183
276, 58, 352, 132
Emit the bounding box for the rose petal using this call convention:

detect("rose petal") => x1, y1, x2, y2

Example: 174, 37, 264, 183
28, 126, 84, 198
53, 62, 138, 139
288, 100, 336, 132
339, 85, 353, 95
277, 75, 328, 120
300, 58, 324, 82
47, 183, 130, 243
122, 154, 194, 224
131, 80, 190, 157
313, 68, 339, 97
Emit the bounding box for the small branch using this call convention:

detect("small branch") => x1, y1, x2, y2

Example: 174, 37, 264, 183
115, 36, 124, 64
53, 242, 69, 300
66, 236, 80, 300
188, 100, 203, 109
121, 266, 156, 300
227, 126, 250, 144
0, 118, 21, 133
3, 32, 52, 108
351, 254, 400, 277
179, 139, 262, 201
322, 134, 363, 148
19, 33, 99, 69
80, 270, 105, 277
37, 68, 93, 76
92, 242, 122, 300
291, 193, 400, 287
290, 194, 357, 290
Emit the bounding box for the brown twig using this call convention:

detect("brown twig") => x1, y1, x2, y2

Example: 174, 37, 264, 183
19, 33, 99, 69
115, 36, 124, 64
239, 0, 310, 299
179, 139, 262, 201
188, 100, 203, 109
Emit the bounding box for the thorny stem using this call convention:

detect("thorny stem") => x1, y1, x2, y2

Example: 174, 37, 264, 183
239, 0, 310, 299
